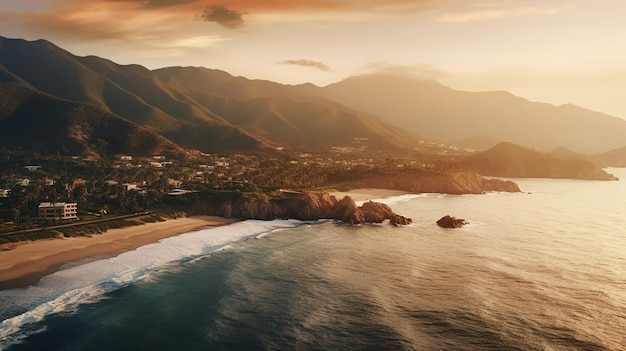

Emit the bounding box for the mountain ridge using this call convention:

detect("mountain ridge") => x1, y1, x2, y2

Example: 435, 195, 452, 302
0, 81, 187, 157
457, 142, 617, 180
0, 36, 417, 156
1, 36, 625, 160
300, 73, 626, 154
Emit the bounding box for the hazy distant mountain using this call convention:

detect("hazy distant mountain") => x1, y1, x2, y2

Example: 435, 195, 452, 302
588, 146, 626, 167
449, 135, 504, 151
0, 36, 416, 156
457, 142, 617, 180
547, 146, 585, 160
4, 36, 624, 159
300, 74, 626, 154
550, 146, 626, 168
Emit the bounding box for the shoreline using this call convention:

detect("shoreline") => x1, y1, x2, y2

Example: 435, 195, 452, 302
329, 188, 410, 203
0, 188, 410, 290
0, 216, 238, 289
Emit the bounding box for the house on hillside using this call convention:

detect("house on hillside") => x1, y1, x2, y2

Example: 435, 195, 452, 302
122, 183, 138, 191
39, 202, 78, 221
167, 178, 183, 188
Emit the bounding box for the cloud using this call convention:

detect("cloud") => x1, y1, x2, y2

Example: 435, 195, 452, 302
7, 2, 230, 50
189, 0, 453, 14
140, 0, 198, 9
165, 35, 230, 48
99, 0, 199, 9
363, 63, 447, 80
3, 0, 570, 46
280, 59, 331, 72
439, 5, 573, 23
199, 5, 246, 29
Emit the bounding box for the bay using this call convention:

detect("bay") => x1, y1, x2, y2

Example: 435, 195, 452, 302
2, 169, 626, 350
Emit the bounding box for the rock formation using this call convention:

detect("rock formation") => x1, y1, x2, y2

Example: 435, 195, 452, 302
181, 191, 411, 226
333, 196, 365, 224
359, 201, 393, 223
354, 171, 520, 195
436, 215, 466, 228
390, 214, 413, 226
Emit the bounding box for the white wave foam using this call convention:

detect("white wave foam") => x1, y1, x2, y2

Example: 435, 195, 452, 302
355, 193, 426, 206
0, 219, 302, 349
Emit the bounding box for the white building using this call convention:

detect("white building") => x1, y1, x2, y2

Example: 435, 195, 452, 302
39, 202, 78, 221
122, 183, 138, 191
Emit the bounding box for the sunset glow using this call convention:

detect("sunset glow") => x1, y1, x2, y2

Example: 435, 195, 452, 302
1, 0, 625, 117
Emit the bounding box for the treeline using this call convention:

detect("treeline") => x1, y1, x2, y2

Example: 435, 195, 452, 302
0, 148, 455, 232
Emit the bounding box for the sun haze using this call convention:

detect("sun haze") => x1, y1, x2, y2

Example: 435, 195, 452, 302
1, 0, 625, 118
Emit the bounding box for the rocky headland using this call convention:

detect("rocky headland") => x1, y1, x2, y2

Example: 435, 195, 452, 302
458, 142, 618, 180
175, 171, 520, 225
352, 171, 520, 194
180, 191, 412, 225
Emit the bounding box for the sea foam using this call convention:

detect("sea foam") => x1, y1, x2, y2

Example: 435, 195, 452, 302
354, 193, 425, 206
0, 219, 302, 349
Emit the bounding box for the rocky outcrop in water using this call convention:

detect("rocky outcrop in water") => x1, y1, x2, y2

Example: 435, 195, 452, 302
436, 215, 466, 228
181, 191, 412, 226
332, 196, 364, 224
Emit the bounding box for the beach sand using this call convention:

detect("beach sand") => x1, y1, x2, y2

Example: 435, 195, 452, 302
0, 216, 238, 289
330, 188, 409, 202
0, 189, 408, 290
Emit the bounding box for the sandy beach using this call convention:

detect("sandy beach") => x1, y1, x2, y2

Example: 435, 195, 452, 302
330, 188, 409, 202
0, 189, 407, 290
0, 216, 238, 289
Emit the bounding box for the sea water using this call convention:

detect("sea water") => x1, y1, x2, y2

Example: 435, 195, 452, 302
1, 169, 625, 350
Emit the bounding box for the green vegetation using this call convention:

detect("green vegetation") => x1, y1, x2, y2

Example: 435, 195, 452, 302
0, 147, 454, 237
0, 230, 58, 245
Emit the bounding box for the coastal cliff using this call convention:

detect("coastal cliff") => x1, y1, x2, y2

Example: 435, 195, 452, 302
179, 191, 412, 225
175, 171, 520, 224
353, 171, 520, 194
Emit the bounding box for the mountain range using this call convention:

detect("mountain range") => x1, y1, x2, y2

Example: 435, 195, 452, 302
1, 36, 626, 160
299, 74, 626, 154
0, 36, 414, 157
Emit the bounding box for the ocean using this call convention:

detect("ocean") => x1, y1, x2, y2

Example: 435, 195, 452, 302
1, 169, 625, 350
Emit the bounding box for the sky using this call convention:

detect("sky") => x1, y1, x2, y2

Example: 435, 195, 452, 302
1, 0, 626, 118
